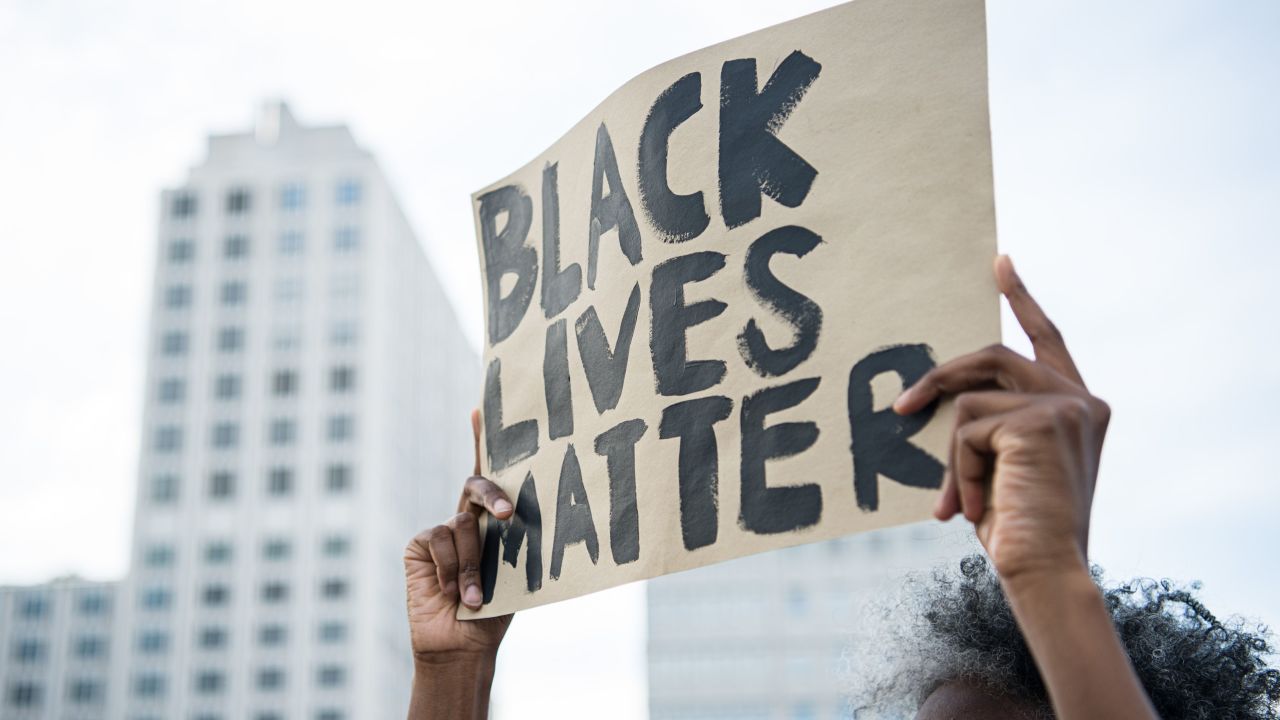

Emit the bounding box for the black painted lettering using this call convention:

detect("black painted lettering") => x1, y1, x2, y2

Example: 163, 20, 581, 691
587, 123, 643, 290
483, 358, 539, 472
480, 471, 543, 602
575, 283, 641, 414
649, 252, 728, 396
719, 51, 822, 229
848, 344, 944, 511
638, 72, 710, 243
659, 395, 733, 551
594, 419, 648, 566
739, 225, 823, 377
543, 319, 573, 441
549, 444, 600, 580
477, 184, 536, 345
739, 377, 822, 534
540, 162, 581, 319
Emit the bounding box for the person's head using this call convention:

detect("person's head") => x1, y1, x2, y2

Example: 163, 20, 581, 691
845, 555, 1279, 719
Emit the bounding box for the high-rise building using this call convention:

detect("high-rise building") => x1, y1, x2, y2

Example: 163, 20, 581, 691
647, 523, 973, 720
0, 578, 118, 719
108, 102, 477, 720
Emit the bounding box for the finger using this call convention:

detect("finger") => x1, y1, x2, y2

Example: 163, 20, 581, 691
458, 475, 514, 519
938, 391, 1034, 520
448, 512, 484, 610
995, 254, 1085, 386
426, 525, 460, 600
894, 345, 1065, 415
470, 408, 482, 476
953, 413, 1007, 525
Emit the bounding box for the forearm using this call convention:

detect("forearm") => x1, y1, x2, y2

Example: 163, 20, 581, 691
1003, 564, 1157, 720
408, 653, 496, 720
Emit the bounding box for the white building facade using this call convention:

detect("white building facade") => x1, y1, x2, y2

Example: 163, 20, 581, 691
0, 578, 118, 719
108, 102, 477, 720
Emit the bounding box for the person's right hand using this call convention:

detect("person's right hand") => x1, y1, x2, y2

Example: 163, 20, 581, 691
404, 410, 515, 662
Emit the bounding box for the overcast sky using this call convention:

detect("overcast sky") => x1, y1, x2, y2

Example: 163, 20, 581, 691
1, 1, 1277, 717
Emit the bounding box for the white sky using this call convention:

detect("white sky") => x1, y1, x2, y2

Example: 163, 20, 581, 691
1, 1, 1277, 717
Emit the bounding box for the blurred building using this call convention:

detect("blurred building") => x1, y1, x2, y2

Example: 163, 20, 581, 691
647, 523, 972, 720
104, 102, 477, 720
0, 578, 117, 719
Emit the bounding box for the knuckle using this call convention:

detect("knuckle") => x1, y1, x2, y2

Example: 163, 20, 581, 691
459, 560, 481, 578
453, 512, 477, 530
1029, 318, 1064, 345
427, 525, 452, 544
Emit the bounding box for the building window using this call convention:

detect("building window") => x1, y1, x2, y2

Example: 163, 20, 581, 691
150, 474, 179, 503
214, 374, 241, 400
204, 541, 233, 564
316, 665, 346, 688
321, 535, 350, 557
319, 579, 347, 601
257, 667, 285, 691
324, 464, 352, 493
278, 231, 304, 256
160, 331, 188, 356
202, 584, 229, 607
274, 277, 303, 304
316, 710, 345, 720
273, 325, 301, 351
8, 681, 42, 708
269, 419, 296, 446
326, 415, 354, 443
216, 326, 244, 352
267, 467, 293, 497
194, 670, 224, 694
171, 192, 198, 218
330, 275, 358, 301
198, 626, 227, 650
168, 238, 195, 263
133, 673, 166, 698
271, 370, 298, 397
140, 587, 171, 611
77, 589, 108, 609
211, 422, 239, 449
329, 321, 357, 347
258, 624, 286, 647
137, 630, 167, 654
335, 179, 362, 206
75, 635, 107, 658
154, 425, 183, 453
220, 281, 247, 306
144, 545, 174, 568
223, 234, 250, 259
209, 471, 236, 500
329, 366, 355, 393
67, 679, 102, 704
318, 622, 346, 644
333, 226, 360, 253
19, 595, 48, 619
226, 187, 252, 215
280, 183, 306, 211
257, 712, 284, 720
13, 639, 44, 663
158, 377, 185, 404
164, 285, 192, 309
260, 582, 289, 604
262, 538, 291, 561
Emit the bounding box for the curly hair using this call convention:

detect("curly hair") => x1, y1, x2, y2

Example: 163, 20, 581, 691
842, 555, 1280, 719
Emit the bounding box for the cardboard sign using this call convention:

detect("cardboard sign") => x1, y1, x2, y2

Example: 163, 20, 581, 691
464, 0, 998, 619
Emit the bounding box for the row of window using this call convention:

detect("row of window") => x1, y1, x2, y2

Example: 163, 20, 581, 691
159, 322, 358, 357
152, 415, 355, 453
162, 275, 359, 312
134, 620, 347, 655
132, 664, 346, 697
169, 179, 362, 219
5, 591, 110, 621
151, 463, 353, 503
139, 577, 349, 611
165, 227, 361, 267
142, 535, 349, 569
9, 635, 108, 664
157, 366, 355, 405
6, 679, 103, 708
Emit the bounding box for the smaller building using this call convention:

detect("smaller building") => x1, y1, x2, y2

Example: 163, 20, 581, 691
0, 578, 118, 720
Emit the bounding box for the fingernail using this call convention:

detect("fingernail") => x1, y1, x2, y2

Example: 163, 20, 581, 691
463, 585, 482, 607
494, 499, 513, 515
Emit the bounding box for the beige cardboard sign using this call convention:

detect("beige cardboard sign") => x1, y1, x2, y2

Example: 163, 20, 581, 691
464, 0, 998, 619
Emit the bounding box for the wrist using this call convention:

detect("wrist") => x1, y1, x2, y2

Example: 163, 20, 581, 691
413, 648, 497, 674
999, 554, 1095, 607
